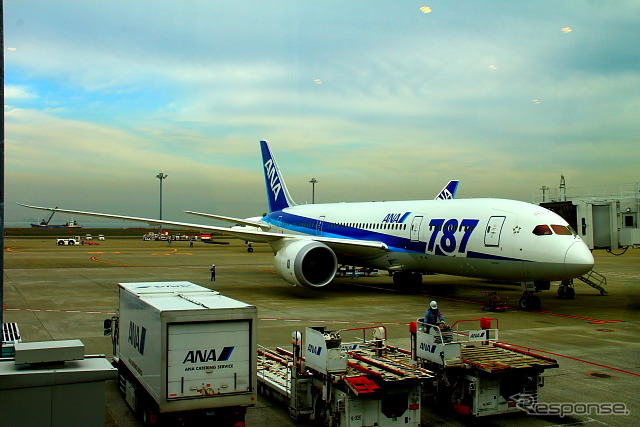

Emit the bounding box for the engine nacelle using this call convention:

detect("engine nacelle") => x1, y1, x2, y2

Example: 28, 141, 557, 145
274, 240, 338, 288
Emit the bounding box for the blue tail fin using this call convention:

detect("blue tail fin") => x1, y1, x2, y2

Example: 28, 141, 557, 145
260, 141, 297, 212
434, 180, 459, 200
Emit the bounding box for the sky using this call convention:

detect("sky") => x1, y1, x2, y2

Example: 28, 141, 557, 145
4, 1, 639, 226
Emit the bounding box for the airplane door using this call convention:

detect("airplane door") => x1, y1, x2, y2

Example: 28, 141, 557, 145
484, 216, 506, 246
316, 216, 325, 236
411, 216, 423, 242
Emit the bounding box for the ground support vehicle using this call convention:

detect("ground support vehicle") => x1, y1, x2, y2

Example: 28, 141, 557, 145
481, 291, 508, 312
105, 281, 257, 425
257, 326, 433, 427
411, 318, 558, 417
56, 238, 79, 245
143, 232, 196, 241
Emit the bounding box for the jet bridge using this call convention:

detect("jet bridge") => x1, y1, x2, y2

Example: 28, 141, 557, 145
539, 181, 640, 250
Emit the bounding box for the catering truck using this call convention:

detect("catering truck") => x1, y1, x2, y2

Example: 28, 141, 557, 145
105, 281, 257, 425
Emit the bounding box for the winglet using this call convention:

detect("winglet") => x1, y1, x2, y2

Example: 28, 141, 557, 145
434, 180, 459, 200
260, 141, 296, 212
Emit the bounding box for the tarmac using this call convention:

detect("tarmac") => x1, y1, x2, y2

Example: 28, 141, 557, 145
2, 236, 639, 426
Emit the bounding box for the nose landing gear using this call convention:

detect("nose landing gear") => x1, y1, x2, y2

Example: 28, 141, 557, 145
519, 282, 542, 311
519, 294, 542, 311
557, 279, 576, 299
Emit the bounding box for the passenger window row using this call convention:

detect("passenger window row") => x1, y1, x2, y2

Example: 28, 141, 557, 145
320, 222, 408, 231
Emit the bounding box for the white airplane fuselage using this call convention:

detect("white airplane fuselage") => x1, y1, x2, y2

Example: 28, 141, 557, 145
262, 198, 593, 283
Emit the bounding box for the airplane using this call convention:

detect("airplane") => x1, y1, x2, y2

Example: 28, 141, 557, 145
19, 141, 594, 310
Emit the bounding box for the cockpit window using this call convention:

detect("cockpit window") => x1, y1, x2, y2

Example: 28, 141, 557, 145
532, 224, 552, 236
551, 224, 573, 235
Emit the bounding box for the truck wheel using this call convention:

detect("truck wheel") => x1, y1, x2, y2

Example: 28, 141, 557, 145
57, 241, 64, 245
68, 240, 75, 245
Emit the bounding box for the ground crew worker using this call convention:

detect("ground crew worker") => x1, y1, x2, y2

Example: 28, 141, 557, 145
210, 264, 216, 281
424, 300, 444, 332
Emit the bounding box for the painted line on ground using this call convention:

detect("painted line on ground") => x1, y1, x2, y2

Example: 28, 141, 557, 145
503, 341, 640, 378
5, 307, 115, 315
89, 255, 203, 269
344, 282, 623, 324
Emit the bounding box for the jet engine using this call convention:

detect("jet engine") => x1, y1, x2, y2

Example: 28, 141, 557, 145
274, 239, 338, 288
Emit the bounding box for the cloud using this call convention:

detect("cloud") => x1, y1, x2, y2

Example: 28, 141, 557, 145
4, 85, 38, 100
3, 1, 639, 223
5, 108, 264, 219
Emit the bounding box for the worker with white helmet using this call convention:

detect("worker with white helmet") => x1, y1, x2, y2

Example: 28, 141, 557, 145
424, 300, 444, 332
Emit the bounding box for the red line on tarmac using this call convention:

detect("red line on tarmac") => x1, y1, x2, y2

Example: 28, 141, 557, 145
260, 317, 408, 326
527, 310, 623, 324
344, 282, 623, 324
345, 282, 484, 306
502, 341, 640, 378
89, 255, 202, 269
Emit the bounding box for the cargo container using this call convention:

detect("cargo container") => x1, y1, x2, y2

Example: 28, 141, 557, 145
106, 281, 256, 425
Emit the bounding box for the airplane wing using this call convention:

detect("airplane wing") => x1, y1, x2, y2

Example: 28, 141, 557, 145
184, 211, 270, 230
18, 203, 388, 257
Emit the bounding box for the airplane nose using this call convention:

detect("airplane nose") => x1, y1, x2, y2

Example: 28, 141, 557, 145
564, 241, 594, 277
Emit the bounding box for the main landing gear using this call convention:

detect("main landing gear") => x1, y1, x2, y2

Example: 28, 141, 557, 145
392, 271, 423, 288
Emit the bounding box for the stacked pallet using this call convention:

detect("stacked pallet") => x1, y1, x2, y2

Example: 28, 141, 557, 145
460, 344, 558, 373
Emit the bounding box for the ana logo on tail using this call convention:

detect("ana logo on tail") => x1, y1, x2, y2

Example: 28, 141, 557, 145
264, 159, 282, 202
435, 180, 459, 200
260, 140, 295, 212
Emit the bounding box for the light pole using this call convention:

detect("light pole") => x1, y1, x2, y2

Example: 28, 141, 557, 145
156, 172, 168, 232
309, 178, 318, 204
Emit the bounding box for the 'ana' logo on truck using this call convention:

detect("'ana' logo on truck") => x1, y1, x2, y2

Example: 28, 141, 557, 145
419, 342, 437, 353
183, 347, 235, 364
307, 344, 322, 356
264, 159, 282, 201
128, 321, 147, 355
470, 331, 487, 339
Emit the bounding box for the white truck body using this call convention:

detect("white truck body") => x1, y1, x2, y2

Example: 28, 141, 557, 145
56, 238, 78, 245
117, 281, 256, 414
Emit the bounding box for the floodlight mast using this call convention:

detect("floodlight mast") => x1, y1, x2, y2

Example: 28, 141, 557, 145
157, 173, 168, 232
309, 178, 318, 204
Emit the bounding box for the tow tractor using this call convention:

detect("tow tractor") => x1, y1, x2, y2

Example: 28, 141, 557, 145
411, 317, 559, 417
257, 326, 433, 427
